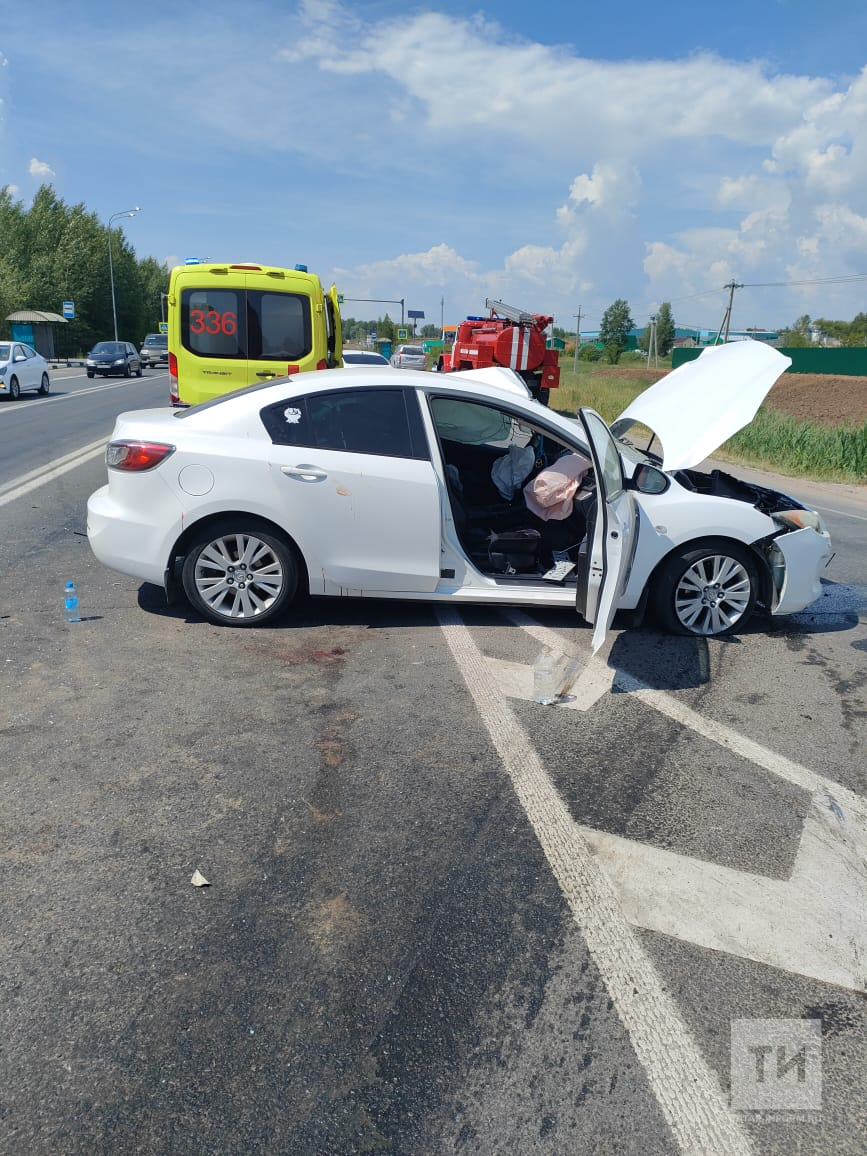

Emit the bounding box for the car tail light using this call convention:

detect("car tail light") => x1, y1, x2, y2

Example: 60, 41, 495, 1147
316, 359, 327, 370
107, 440, 175, 471
169, 351, 179, 404
286, 364, 300, 375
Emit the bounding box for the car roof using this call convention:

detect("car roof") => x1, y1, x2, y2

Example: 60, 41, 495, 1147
175, 366, 560, 437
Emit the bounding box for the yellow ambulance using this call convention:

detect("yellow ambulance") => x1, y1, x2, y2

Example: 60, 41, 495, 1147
167, 261, 343, 406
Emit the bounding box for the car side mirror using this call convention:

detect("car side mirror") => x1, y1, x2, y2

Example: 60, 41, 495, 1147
629, 463, 669, 494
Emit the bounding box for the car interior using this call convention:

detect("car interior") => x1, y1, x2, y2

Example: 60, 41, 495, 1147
429, 397, 596, 583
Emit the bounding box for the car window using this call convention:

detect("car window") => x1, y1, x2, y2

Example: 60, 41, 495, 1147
181, 287, 313, 362
429, 396, 533, 447
0, 344, 9, 360
261, 387, 429, 459
254, 291, 311, 361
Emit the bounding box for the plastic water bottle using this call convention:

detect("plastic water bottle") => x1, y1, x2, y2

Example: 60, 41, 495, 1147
64, 581, 81, 623
533, 648, 561, 705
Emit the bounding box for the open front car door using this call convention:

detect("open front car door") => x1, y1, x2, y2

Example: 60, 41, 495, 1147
574, 408, 636, 653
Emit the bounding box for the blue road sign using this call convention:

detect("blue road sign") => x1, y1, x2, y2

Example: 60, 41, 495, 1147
62, 300, 75, 319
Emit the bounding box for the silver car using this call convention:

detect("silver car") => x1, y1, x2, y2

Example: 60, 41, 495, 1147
390, 344, 426, 369
140, 333, 169, 369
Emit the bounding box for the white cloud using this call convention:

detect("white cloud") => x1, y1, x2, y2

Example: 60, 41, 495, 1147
29, 157, 54, 178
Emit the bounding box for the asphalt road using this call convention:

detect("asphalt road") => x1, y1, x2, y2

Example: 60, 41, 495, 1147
1, 368, 865, 1154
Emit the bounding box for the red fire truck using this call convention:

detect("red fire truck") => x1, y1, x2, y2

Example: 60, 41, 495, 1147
436, 298, 560, 403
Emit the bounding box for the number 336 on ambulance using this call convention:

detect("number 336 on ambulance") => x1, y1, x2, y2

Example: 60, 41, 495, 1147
167, 261, 343, 407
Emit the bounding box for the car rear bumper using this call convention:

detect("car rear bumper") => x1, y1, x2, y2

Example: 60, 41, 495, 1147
87, 483, 181, 587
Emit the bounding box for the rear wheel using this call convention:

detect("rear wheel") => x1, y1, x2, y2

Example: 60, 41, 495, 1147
181, 521, 299, 627
39, 373, 50, 395
9, 376, 20, 400
650, 541, 759, 636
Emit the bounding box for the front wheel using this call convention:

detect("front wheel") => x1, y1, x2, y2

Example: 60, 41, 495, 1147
39, 373, 50, 395
124, 363, 131, 378
650, 542, 759, 636
136, 363, 143, 377
86, 370, 94, 378
9, 376, 20, 400
181, 521, 299, 627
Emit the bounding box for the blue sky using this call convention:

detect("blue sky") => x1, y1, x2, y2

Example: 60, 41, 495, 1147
3, 0, 867, 335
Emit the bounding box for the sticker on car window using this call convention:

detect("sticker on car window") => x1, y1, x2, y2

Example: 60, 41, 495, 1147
283, 407, 302, 424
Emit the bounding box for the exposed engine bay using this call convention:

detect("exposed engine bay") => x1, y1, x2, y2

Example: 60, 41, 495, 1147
673, 467, 810, 516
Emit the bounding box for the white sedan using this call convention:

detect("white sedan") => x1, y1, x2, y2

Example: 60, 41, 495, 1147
87, 342, 832, 649
0, 341, 51, 400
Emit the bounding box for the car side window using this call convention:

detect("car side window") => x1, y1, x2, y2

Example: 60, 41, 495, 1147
261, 388, 429, 459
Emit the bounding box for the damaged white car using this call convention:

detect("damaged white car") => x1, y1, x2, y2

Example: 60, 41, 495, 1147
87, 341, 832, 648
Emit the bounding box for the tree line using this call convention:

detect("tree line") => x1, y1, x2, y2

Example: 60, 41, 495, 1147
0, 184, 168, 355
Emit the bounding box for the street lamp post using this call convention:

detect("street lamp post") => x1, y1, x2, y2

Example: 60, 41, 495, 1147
108, 207, 141, 341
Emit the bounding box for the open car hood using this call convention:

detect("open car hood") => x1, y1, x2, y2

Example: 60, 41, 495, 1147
610, 341, 792, 470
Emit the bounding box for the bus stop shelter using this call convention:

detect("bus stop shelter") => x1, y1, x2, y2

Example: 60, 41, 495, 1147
5, 310, 68, 359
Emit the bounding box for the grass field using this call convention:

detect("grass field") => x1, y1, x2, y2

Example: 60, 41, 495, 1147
552, 354, 867, 483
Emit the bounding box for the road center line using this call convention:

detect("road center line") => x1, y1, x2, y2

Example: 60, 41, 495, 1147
437, 607, 754, 1156
0, 437, 108, 508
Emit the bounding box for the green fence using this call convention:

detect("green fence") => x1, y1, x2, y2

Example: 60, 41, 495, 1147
672, 345, 867, 375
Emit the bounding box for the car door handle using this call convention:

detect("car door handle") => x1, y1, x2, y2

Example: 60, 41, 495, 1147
281, 464, 328, 481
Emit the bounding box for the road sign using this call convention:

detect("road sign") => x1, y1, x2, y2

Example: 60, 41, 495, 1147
397, 328, 408, 340
62, 300, 75, 320
158, 322, 168, 334
407, 309, 425, 320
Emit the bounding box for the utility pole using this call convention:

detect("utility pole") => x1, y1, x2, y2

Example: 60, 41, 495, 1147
646, 314, 658, 368
573, 305, 582, 371
715, 280, 743, 344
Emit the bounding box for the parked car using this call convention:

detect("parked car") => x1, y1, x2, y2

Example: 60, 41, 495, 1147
390, 344, 426, 369
140, 332, 169, 369
341, 349, 390, 367
0, 342, 50, 400
86, 341, 143, 378
86, 343, 832, 648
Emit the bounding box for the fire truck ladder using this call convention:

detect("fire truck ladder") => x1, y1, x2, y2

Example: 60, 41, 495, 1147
485, 298, 537, 325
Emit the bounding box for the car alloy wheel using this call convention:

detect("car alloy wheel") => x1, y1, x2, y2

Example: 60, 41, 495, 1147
9, 376, 20, 400
39, 373, 50, 395
651, 541, 759, 636
181, 521, 299, 627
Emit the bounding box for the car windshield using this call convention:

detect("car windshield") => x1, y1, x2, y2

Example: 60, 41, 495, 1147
343, 351, 386, 364
145, 335, 167, 347
0, 343, 10, 361
92, 342, 125, 354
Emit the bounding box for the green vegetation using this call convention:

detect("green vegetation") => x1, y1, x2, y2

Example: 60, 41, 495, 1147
553, 360, 867, 483
0, 184, 168, 353
598, 298, 635, 364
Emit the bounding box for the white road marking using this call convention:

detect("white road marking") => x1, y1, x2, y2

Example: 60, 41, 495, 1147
580, 782, 867, 992
490, 618, 867, 991
817, 504, 867, 522
0, 437, 108, 508
0, 371, 168, 414
438, 608, 755, 1156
